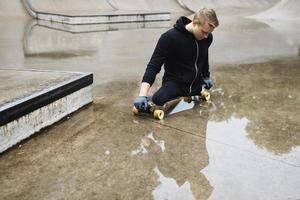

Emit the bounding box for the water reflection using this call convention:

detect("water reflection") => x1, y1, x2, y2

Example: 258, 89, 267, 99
211, 57, 300, 156
200, 55, 300, 199
23, 20, 100, 58
129, 107, 213, 199
22, 19, 170, 58
131, 132, 165, 155
153, 166, 195, 200
202, 117, 300, 199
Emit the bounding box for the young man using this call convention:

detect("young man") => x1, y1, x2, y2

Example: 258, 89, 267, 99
134, 7, 219, 111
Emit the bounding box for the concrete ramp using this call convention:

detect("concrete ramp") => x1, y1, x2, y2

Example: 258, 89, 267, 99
0, 0, 29, 18
251, 0, 300, 20
107, 0, 187, 12
177, 0, 279, 15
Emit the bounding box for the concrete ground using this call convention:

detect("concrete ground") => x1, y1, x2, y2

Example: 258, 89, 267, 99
0, 9, 300, 200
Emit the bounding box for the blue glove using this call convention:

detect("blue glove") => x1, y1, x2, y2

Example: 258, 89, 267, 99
203, 79, 213, 89
133, 96, 148, 111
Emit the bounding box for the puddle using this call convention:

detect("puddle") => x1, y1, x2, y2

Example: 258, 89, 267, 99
131, 132, 165, 156
202, 117, 300, 199
153, 166, 195, 200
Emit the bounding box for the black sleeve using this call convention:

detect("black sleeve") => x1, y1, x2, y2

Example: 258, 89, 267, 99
202, 34, 213, 79
142, 32, 171, 86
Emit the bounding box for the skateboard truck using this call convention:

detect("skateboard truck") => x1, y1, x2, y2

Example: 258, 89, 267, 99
183, 86, 210, 102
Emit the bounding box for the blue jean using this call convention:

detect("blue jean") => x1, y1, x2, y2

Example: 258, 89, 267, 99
152, 81, 186, 106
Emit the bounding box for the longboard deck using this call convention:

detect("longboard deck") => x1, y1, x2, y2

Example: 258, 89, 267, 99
132, 88, 210, 120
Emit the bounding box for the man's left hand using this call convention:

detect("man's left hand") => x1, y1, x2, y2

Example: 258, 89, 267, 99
203, 79, 213, 89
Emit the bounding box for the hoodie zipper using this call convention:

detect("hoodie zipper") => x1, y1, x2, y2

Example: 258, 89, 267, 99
189, 40, 199, 94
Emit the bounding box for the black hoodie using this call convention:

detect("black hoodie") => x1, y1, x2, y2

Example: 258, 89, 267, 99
142, 16, 213, 95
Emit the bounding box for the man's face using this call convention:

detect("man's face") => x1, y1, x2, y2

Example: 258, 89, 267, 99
193, 21, 214, 40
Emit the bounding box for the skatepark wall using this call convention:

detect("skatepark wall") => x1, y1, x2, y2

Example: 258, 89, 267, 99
28, 0, 115, 15
106, 0, 187, 12
176, 0, 279, 15
1, 0, 299, 21
250, 0, 300, 20
22, 0, 187, 16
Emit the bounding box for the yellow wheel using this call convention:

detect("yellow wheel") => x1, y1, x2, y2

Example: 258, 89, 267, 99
132, 106, 139, 115
201, 90, 210, 101
153, 110, 164, 120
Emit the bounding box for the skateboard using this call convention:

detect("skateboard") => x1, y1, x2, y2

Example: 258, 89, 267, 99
132, 88, 210, 120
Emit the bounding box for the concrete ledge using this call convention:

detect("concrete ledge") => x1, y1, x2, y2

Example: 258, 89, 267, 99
35, 19, 171, 33
21, 0, 170, 25
36, 11, 170, 25
0, 70, 93, 153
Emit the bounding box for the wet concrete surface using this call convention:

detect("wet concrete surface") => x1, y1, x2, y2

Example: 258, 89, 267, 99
0, 15, 300, 199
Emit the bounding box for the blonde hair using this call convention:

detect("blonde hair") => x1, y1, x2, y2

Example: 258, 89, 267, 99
193, 7, 219, 28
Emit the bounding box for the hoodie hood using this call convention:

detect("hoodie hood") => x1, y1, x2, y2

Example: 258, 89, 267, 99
174, 16, 192, 34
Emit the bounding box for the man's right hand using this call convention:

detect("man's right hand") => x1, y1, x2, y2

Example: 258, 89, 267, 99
133, 96, 148, 111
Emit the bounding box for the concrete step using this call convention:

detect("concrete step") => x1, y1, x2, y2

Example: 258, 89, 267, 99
22, 0, 170, 25
0, 69, 93, 153
33, 19, 171, 33
35, 10, 170, 25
